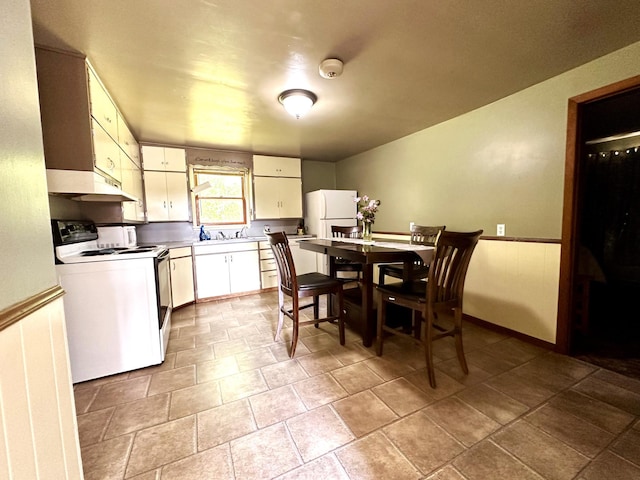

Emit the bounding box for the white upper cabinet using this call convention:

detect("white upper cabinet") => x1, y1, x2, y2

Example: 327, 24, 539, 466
142, 146, 187, 172
253, 155, 301, 177
87, 68, 118, 141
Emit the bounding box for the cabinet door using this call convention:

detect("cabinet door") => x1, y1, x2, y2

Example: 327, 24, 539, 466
253, 176, 281, 219
122, 159, 144, 222
278, 177, 303, 218
165, 171, 190, 221
87, 68, 118, 140
228, 250, 260, 293
290, 243, 316, 275
171, 256, 195, 307
195, 254, 230, 299
253, 155, 301, 177
118, 114, 141, 167
141, 145, 166, 170
92, 119, 121, 182
144, 170, 169, 221
164, 147, 186, 172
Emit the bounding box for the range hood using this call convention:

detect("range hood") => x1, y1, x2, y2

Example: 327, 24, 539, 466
46, 169, 138, 202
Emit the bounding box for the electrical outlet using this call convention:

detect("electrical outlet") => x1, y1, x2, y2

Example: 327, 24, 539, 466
409, 222, 415, 231
497, 224, 505, 236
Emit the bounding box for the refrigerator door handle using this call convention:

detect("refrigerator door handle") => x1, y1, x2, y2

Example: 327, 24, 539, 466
320, 192, 327, 219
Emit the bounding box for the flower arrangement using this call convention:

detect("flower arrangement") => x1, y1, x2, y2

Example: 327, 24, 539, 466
355, 195, 381, 224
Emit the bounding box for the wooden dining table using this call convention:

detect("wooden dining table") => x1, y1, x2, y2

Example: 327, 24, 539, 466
297, 238, 434, 347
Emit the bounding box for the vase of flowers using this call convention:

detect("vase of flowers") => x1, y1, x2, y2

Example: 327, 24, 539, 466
355, 194, 380, 243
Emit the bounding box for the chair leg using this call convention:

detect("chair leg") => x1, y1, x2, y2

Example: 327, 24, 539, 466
275, 288, 285, 341
290, 303, 300, 358
313, 295, 320, 328
453, 308, 469, 374
376, 298, 386, 356
425, 311, 436, 388
337, 291, 345, 346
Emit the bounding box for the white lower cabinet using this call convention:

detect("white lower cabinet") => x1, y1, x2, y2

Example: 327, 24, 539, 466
259, 240, 316, 289
170, 247, 194, 308
291, 243, 317, 274
194, 242, 260, 299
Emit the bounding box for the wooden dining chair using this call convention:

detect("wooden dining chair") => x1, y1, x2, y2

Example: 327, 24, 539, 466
376, 229, 482, 387
331, 225, 364, 281
377, 224, 445, 285
266, 231, 345, 357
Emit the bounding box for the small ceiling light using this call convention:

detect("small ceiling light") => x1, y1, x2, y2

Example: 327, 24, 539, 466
278, 89, 317, 119
319, 58, 344, 79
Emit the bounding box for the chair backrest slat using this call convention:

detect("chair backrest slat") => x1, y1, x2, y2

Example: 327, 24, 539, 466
410, 224, 445, 246
266, 232, 297, 293
427, 230, 482, 306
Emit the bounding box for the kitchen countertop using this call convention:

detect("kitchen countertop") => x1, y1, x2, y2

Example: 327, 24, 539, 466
143, 234, 315, 250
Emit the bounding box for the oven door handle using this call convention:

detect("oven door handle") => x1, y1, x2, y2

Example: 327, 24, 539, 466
156, 249, 169, 261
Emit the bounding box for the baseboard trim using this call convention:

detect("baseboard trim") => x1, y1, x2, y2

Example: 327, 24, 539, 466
0, 285, 65, 333
463, 313, 556, 351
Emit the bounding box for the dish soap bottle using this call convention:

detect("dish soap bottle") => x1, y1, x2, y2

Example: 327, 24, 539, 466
199, 225, 207, 241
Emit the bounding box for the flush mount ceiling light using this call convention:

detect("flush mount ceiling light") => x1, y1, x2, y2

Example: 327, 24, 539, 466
278, 89, 317, 119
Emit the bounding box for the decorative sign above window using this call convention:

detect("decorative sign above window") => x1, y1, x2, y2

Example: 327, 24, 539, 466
186, 148, 252, 170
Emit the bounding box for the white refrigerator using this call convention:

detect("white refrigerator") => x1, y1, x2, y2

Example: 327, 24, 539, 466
304, 189, 358, 274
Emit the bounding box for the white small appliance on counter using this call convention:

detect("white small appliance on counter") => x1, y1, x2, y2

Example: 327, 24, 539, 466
97, 225, 137, 248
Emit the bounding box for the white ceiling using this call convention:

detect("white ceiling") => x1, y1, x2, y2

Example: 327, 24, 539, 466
29, 0, 640, 162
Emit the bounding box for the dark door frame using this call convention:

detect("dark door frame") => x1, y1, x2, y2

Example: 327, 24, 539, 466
555, 74, 640, 354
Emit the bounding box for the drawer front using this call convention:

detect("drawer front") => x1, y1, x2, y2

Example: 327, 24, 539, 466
260, 248, 274, 260
170, 246, 192, 259
260, 258, 276, 272
258, 241, 271, 250
261, 271, 279, 289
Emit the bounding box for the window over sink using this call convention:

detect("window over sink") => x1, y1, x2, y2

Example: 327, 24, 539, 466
193, 168, 250, 226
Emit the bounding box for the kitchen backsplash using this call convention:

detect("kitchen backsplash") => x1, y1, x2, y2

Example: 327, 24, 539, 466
136, 219, 303, 244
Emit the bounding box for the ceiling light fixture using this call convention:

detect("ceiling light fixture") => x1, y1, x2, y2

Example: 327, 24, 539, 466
278, 89, 317, 119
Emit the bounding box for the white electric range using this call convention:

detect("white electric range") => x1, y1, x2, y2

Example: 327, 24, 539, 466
52, 220, 172, 383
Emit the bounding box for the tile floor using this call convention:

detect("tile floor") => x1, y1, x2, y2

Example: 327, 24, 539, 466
74, 291, 640, 479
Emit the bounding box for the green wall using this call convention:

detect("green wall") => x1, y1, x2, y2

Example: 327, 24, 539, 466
301, 159, 336, 194
336, 41, 640, 239
0, 0, 57, 309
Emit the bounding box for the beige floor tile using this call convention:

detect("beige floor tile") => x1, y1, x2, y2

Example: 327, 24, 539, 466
327, 342, 375, 366
525, 404, 614, 458
425, 465, 470, 480
73, 384, 99, 414
174, 345, 214, 368
147, 365, 196, 396
549, 389, 635, 434
169, 380, 221, 420
486, 369, 558, 407
81, 433, 134, 480
580, 450, 640, 480
246, 330, 280, 349
76, 407, 114, 447
383, 411, 465, 474
593, 368, 640, 395
297, 350, 343, 376
213, 338, 251, 358
178, 323, 211, 338
125, 415, 196, 478
275, 453, 350, 480
610, 428, 640, 466
128, 470, 159, 480
300, 331, 343, 352
227, 323, 261, 339
334, 390, 398, 437
269, 340, 312, 362
218, 368, 268, 403
194, 328, 229, 347
332, 362, 385, 394
230, 422, 302, 479
574, 376, 640, 415
424, 397, 501, 447
492, 420, 589, 480
455, 383, 529, 425
235, 346, 278, 371
161, 444, 234, 480
166, 336, 196, 354
287, 406, 355, 462
261, 359, 309, 389
249, 384, 307, 428
436, 357, 493, 385
293, 373, 348, 409
404, 368, 465, 400
89, 376, 151, 411
336, 431, 422, 480
197, 399, 257, 449
196, 355, 239, 383
372, 377, 432, 416
363, 355, 415, 381
466, 348, 521, 375
104, 393, 170, 439
453, 440, 545, 480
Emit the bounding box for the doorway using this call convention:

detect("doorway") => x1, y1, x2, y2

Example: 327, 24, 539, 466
557, 76, 640, 379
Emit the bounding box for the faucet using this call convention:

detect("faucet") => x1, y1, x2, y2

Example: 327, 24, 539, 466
217, 231, 227, 240
239, 226, 248, 238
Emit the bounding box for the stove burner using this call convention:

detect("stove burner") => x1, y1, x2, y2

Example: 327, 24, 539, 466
80, 247, 151, 256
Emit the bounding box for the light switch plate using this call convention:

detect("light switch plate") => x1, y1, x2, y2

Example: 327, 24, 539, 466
497, 224, 505, 236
